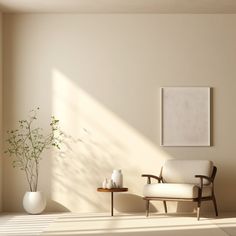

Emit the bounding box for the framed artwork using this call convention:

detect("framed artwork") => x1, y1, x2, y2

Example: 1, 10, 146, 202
160, 87, 211, 146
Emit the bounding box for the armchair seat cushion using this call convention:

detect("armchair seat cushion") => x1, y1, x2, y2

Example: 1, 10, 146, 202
143, 183, 212, 199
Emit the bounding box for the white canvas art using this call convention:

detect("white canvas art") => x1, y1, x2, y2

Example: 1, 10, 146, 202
161, 87, 211, 146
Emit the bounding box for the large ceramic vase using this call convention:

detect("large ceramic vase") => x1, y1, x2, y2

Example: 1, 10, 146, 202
23, 191, 46, 214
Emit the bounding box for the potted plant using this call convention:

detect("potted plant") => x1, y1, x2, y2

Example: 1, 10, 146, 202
5, 108, 63, 214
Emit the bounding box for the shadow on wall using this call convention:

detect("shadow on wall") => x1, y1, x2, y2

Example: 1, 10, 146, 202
114, 194, 202, 214
49, 69, 170, 213
176, 200, 217, 215
114, 193, 157, 213
46, 200, 70, 212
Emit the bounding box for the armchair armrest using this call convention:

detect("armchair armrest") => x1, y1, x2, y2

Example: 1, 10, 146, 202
195, 175, 213, 182
141, 174, 162, 184
195, 175, 213, 188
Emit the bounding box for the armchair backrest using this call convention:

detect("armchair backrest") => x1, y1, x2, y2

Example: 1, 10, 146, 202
161, 160, 213, 185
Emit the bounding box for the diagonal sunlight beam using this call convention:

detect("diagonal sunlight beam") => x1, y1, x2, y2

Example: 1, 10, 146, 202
51, 69, 171, 213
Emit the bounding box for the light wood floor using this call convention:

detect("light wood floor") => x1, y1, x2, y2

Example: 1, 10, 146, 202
0, 212, 236, 236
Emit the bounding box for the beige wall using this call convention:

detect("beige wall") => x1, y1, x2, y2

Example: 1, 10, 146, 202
3, 14, 236, 212
0, 13, 2, 212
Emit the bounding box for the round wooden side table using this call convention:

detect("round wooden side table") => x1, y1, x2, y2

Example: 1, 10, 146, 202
97, 187, 128, 216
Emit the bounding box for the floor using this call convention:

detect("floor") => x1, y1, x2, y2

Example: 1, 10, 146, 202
0, 212, 236, 236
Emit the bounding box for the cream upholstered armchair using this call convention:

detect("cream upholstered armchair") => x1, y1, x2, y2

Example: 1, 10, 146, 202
142, 160, 218, 220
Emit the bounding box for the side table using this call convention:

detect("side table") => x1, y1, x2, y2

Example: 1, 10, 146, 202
97, 187, 128, 216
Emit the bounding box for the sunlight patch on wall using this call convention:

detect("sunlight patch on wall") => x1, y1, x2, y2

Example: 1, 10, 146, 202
51, 69, 171, 212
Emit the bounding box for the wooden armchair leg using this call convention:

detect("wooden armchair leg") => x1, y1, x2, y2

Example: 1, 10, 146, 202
212, 195, 218, 216
146, 200, 150, 217
163, 201, 167, 213
197, 199, 202, 221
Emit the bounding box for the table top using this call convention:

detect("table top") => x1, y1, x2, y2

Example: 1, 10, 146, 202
97, 187, 128, 192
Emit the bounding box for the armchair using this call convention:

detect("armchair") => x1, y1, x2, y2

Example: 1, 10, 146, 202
142, 159, 218, 220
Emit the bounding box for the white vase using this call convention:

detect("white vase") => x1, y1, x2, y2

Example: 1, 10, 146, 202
106, 179, 113, 189
102, 178, 108, 189
111, 169, 123, 188
23, 191, 46, 214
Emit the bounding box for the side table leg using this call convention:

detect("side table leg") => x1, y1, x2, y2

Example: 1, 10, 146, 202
111, 192, 114, 216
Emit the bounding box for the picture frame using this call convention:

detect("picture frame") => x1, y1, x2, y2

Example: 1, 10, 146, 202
160, 87, 211, 146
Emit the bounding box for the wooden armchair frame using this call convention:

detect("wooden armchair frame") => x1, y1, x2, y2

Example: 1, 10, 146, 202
142, 166, 218, 220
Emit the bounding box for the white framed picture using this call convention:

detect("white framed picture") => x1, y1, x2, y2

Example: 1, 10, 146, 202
160, 87, 211, 146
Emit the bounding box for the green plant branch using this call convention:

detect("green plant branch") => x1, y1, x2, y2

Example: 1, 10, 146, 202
5, 108, 63, 192
27, 119, 39, 192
